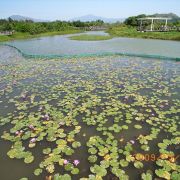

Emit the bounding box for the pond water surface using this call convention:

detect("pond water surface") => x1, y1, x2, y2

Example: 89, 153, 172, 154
4, 31, 180, 59
0, 45, 179, 180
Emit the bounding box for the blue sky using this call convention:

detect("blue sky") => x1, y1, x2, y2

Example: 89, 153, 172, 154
0, 0, 180, 20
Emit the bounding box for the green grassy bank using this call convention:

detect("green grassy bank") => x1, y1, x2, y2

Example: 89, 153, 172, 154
107, 25, 180, 41
0, 29, 83, 42
70, 34, 112, 41
1, 25, 180, 42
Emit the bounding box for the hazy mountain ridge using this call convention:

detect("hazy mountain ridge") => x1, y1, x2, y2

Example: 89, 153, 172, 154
70, 14, 125, 23
152, 13, 179, 19
149, 13, 180, 22
8, 14, 124, 23
9, 15, 49, 22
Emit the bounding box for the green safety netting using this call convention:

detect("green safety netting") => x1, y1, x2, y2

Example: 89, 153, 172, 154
1, 43, 180, 61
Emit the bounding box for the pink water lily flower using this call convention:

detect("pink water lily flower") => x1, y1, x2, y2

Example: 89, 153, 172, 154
21, 92, 27, 100
39, 106, 43, 111
73, 160, 80, 166
30, 138, 36, 143
29, 125, 35, 130
13, 80, 17, 85
59, 122, 65, 126
120, 84, 124, 88
130, 140, 135, 144
63, 159, 69, 165
15, 131, 20, 135
42, 114, 50, 120
44, 114, 50, 120
15, 130, 23, 136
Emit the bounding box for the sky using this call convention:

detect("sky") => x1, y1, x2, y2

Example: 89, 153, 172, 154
0, 0, 180, 20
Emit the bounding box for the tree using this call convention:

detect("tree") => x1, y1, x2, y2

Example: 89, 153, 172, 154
1, 23, 13, 31
124, 14, 146, 26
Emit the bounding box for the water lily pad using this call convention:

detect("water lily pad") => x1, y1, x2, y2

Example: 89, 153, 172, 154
64, 147, 74, 156
54, 173, 71, 180
72, 141, 81, 148
111, 167, 129, 179
120, 159, 129, 167
135, 153, 144, 161
134, 124, 142, 129
88, 155, 97, 163
29, 143, 36, 148
141, 172, 152, 180
46, 164, 55, 173
65, 163, 74, 171
155, 169, 170, 180
24, 155, 34, 164
134, 161, 143, 169
171, 171, 180, 180
34, 168, 42, 176
90, 165, 107, 177
100, 160, 110, 168
71, 168, 79, 175
88, 147, 97, 155
141, 145, 150, 151
43, 148, 51, 155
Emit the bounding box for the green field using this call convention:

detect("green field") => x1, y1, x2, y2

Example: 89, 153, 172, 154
0, 30, 83, 42
108, 25, 180, 41
70, 34, 112, 41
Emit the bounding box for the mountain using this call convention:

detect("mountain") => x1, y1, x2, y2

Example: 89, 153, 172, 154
70, 14, 125, 23
151, 13, 180, 21
8, 15, 48, 22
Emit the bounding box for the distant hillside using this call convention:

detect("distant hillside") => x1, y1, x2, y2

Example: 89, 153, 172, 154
9, 15, 48, 22
151, 13, 180, 21
70, 14, 125, 23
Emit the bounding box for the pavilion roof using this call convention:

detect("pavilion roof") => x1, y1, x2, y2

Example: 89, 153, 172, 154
137, 17, 172, 20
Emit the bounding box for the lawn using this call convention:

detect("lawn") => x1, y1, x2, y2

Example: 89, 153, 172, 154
107, 25, 180, 41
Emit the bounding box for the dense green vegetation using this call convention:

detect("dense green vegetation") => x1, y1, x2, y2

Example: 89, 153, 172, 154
124, 14, 147, 27
70, 34, 112, 41
124, 13, 180, 27
0, 18, 104, 33
0, 19, 105, 42
108, 25, 180, 41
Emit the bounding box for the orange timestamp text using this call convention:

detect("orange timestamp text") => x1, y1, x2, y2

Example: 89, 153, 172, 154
132, 153, 180, 162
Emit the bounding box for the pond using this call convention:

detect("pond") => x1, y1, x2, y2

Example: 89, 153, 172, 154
0, 45, 179, 180
4, 31, 180, 59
